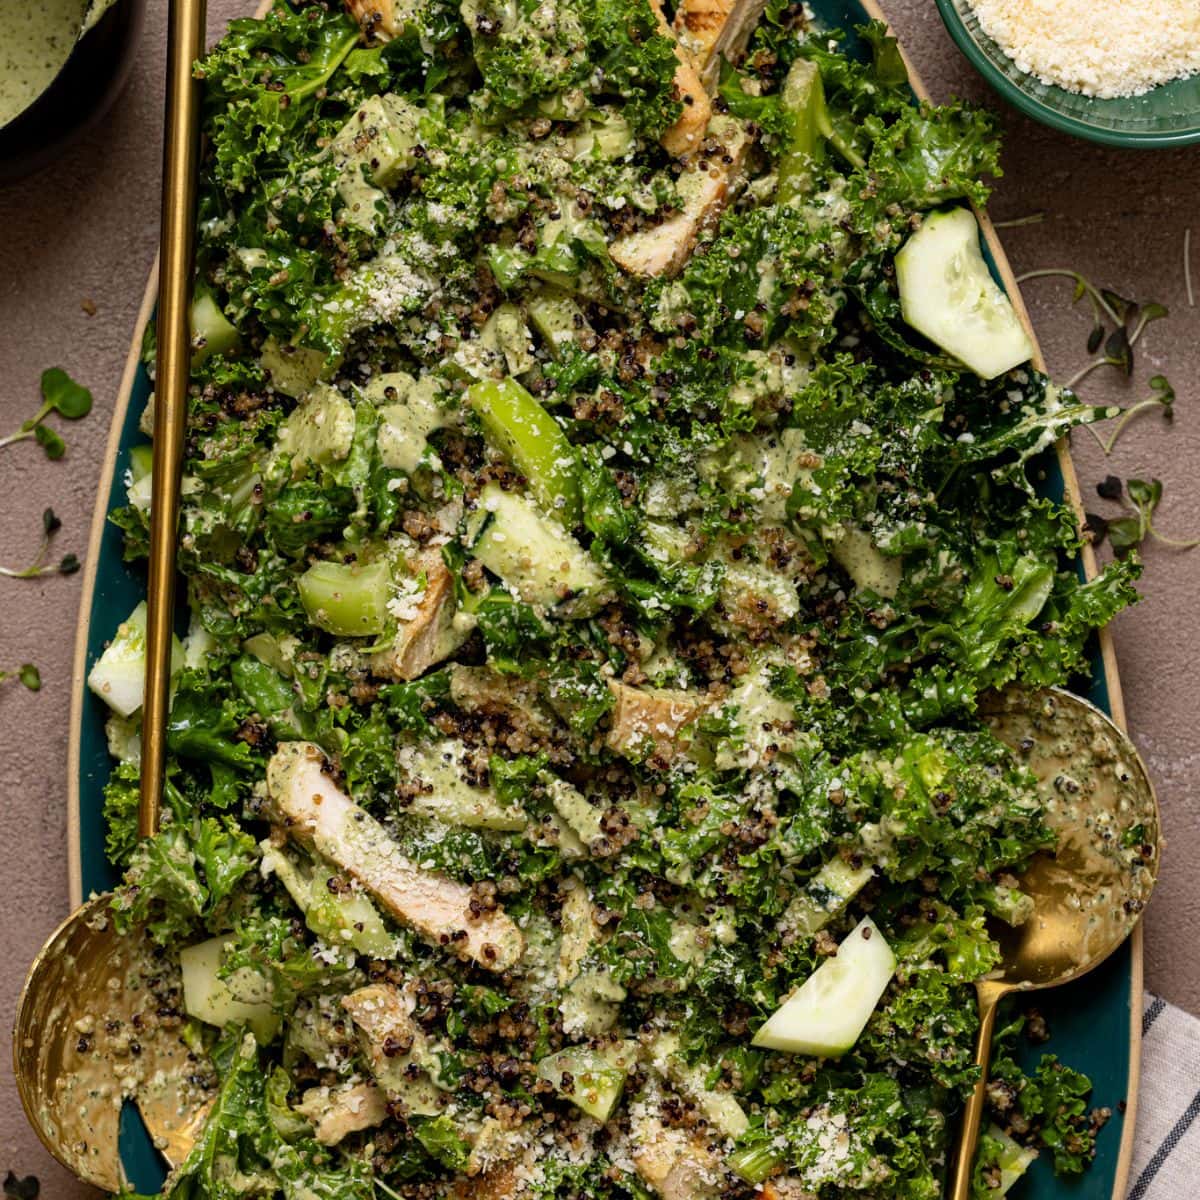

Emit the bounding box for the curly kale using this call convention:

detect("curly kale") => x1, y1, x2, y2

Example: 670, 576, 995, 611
463, 0, 680, 138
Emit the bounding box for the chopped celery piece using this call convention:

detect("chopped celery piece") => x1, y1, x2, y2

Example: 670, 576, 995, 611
466, 377, 581, 525
778, 59, 829, 200
298, 559, 392, 636
261, 843, 398, 958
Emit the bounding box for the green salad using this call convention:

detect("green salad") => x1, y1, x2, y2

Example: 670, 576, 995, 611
91, 1, 1139, 1197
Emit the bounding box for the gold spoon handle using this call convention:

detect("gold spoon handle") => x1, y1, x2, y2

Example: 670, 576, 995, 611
141, 0, 208, 839
949, 980, 1010, 1200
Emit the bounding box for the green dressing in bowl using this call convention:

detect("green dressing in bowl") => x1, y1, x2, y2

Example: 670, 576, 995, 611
0, 0, 90, 129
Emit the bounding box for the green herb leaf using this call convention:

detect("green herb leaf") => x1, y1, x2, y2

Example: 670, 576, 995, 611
40, 367, 94, 420
33, 425, 65, 460
2, 1173, 39, 1200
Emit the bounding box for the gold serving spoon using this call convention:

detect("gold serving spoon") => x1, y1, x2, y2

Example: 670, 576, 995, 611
12, 0, 211, 1190
948, 685, 1161, 1200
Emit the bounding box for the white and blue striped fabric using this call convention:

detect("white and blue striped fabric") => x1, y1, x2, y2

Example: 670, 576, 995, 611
1128, 995, 1200, 1200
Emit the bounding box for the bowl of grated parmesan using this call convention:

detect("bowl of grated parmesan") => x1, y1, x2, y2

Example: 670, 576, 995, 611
935, 0, 1200, 147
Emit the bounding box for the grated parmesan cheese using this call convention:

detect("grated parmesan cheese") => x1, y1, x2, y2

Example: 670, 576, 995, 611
967, 0, 1200, 98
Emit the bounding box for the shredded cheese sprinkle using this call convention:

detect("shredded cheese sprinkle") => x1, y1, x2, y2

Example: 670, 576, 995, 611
967, 0, 1200, 98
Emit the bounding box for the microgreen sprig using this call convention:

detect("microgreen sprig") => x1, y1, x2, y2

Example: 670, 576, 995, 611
0, 509, 81, 579
1083, 375, 1175, 456
0, 368, 93, 459
2, 1171, 40, 1200
1088, 476, 1200, 558
1015, 269, 1167, 387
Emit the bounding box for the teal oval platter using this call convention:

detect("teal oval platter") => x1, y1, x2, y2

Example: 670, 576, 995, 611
936, 0, 1200, 148
65, 1, 1142, 1194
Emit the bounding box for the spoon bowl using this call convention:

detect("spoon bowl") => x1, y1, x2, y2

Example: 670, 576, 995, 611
948, 686, 1161, 1200
12, 896, 213, 1192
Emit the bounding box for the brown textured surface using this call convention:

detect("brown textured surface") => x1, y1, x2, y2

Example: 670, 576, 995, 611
1, 1, 1198, 1192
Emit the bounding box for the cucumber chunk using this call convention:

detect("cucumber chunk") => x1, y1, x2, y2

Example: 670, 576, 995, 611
984, 1124, 1038, 1194
895, 207, 1033, 380
260, 337, 328, 399
780, 856, 875, 938
398, 738, 527, 831
536, 1046, 629, 1122
191, 292, 239, 365
86, 600, 184, 718
276, 383, 356, 473
261, 843, 398, 959
180, 936, 279, 1044
752, 917, 895, 1057
364, 372, 449, 474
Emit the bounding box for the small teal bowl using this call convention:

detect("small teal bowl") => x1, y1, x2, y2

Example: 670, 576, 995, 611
935, 0, 1200, 148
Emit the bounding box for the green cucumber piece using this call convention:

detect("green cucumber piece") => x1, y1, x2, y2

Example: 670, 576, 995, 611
752, 916, 895, 1056
398, 738, 527, 831
86, 600, 184, 718
985, 1124, 1038, 1194
781, 856, 875, 938
777, 59, 829, 200
895, 207, 1033, 380
276, 383, 356, 473
191, 292, 239, 365
180, 936, 279, 1044
260, 337, 329, 399
536, 1047, 629, 1121
261, 843, 398, 959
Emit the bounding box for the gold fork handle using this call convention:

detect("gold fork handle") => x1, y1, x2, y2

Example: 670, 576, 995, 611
141, 0, 208, 840
949, 980, 1010, 1200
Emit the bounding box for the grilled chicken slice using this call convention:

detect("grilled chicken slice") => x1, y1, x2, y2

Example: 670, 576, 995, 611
681, 0, 771, 87
606, 681, 710, 761
344, 0, 399, 41
648, 0, 712, 156
295, 1081, 388, 1146
369, 550, 470, 682
340, 983, 446, 1107
609, 115, 750, 278
673, 0, 738, 66
266, 742, 524, 971
632, 1115, 724, 1200
450, 1167, 519, 1199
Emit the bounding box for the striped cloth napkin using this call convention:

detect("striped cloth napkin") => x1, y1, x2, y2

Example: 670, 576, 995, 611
1129, 995, 1200, 1200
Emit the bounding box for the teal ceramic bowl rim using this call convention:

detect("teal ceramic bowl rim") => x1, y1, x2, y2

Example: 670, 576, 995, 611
934, 0, 1200, 149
